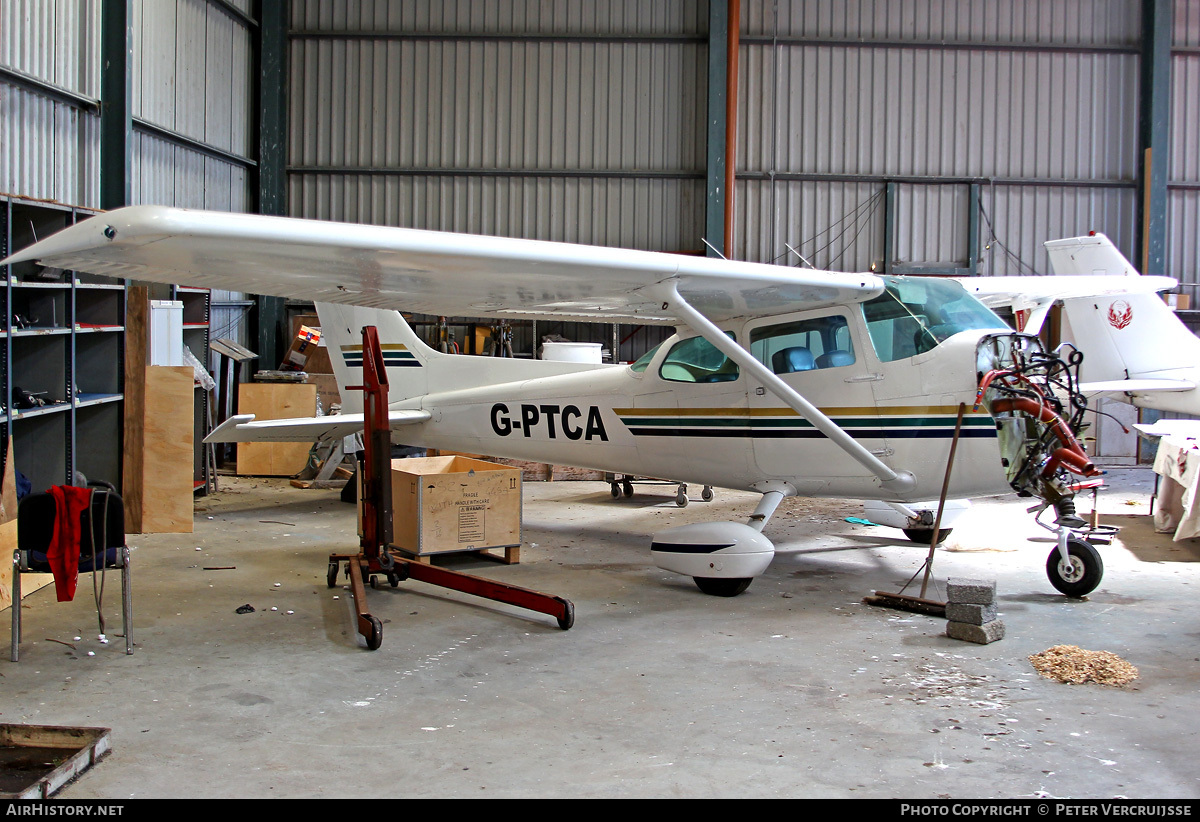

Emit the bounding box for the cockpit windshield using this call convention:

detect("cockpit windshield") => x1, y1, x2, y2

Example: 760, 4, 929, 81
861, 276, 1008, 362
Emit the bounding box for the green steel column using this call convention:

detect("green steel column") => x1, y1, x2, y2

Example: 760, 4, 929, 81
100, 0, 132, 210
1138, 0, 1172, 276
705, 1, 728, 258
968, 184, 981, 276
255, 0, 288, 368
883, 182, 897, 274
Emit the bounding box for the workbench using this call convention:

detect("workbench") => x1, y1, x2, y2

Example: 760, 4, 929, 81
1152, 434, 1200, 540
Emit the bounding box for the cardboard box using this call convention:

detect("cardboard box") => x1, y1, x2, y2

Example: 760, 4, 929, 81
288, 315, 334, 373
307, 372, 341, 414
383, 456, 521, 557
280, 325, 324, 371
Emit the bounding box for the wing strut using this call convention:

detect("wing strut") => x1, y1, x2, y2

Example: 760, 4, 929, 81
654, 281, 916, 496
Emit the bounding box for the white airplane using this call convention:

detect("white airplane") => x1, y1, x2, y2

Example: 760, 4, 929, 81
957, 233, 1200, 417
4, 207, 1191, 599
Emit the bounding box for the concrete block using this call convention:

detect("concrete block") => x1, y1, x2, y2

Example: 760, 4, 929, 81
946, 577, 996, 605
946, 619, 1005, 644
945, 602, 999, 625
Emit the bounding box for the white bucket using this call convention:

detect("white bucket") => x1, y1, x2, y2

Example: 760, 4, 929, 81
541, 341, 603, 363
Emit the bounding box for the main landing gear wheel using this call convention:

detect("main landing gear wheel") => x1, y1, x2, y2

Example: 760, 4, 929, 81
903, 528, 952, 545
1046, 537, 1104, 597
693, 577, 753, 597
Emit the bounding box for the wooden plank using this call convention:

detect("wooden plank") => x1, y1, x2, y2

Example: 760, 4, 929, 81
138, 366, 195, 533
0, 437, 17, 525
122, 287, 149, 532
0, 521, 47, 610
236, 383, 318, 476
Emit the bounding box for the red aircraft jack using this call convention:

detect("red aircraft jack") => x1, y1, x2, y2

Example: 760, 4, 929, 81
326, 325, 575, 650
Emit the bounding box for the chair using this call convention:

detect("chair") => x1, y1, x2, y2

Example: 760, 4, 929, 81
772, 346, 815, 374
10, 483, 132, 662
815, 349, 855, 369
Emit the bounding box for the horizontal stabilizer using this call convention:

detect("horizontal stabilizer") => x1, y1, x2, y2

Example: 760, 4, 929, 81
1079, 379, 1197, 397
1133, 419, 1200, 438
204, 409, 431, 444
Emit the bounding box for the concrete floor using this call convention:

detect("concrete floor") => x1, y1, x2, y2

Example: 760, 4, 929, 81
4, 463, 1200, 799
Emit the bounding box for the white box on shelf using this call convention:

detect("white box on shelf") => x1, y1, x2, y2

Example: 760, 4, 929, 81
149, 300, 183, 366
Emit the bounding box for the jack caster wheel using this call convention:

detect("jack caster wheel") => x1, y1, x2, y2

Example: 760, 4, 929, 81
701, 486, 714, 502
556, 599, 575, 631
693, 577, 752, 597
622, 480, 634, 498
326, 561, 339, 588
369, 574, 380, 589
903, 528, 952, 544
611, 482, 621, 498
676, 486, 689, 508
365, 615, 383, 650
1046, 537, 1104, 597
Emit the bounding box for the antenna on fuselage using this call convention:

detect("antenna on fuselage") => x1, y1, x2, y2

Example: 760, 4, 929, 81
784, 242, 815, 269
701, 238, 727, 260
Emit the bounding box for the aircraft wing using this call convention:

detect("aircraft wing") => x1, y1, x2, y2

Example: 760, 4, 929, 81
204, 409, 431, 444
0, 206, 884, 324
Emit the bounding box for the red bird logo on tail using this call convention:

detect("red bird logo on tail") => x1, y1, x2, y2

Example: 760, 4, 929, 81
1107, 300, 1133, 330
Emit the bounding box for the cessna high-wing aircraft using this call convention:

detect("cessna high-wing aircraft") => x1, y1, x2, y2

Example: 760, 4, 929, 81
4, 207, 1191, 599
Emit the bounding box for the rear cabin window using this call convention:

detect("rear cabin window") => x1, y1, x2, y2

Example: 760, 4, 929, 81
750, 315, 855, 374
659, 334, 740, 383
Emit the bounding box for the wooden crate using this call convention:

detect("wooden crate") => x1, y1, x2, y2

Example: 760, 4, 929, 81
236, 383, 317, 476
388, 456, 521, 558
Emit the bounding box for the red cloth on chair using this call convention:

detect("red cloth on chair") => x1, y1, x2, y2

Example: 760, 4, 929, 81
46, 486, 94, 602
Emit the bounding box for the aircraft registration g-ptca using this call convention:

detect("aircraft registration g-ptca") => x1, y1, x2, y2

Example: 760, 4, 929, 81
7, 207, 1198, 598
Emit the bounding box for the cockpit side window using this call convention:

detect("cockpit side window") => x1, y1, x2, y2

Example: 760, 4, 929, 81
658, 334, 740, 383
862, 277, 1008, 362
750, 314, 856, 374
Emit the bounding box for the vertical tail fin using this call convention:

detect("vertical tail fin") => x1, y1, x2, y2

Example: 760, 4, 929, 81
1044, 233, 1138, 277
314, 303, 437, 413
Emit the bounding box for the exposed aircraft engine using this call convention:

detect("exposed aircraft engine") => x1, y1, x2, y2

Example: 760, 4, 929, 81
976, 333, 1101, 524
650, 522, 776, 597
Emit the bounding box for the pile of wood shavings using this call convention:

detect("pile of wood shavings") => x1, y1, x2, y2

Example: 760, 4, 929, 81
1029, 645, 1139, 686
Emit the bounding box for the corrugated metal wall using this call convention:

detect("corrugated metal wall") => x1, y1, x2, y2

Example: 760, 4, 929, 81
131, 0, 257, 358
0, 0, 101, 207
1171, 0, 1200, 298
131, 0, 254, 211
287, 0, 708, 253
736, 0, 1144, 276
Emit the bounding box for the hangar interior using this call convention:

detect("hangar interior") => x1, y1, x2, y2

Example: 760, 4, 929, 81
1, 0, 1200, 800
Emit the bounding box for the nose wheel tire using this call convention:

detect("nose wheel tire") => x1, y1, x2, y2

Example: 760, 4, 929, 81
903, 528, 952, 545
693, 577, 753, 597
1046, 537, 1104, 597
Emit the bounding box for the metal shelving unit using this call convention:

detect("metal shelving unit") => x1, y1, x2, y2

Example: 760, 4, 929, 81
1, 195, 126, 494
173, 285, 212, 494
